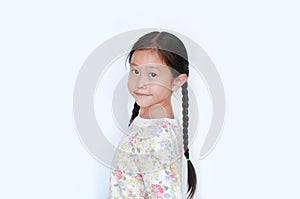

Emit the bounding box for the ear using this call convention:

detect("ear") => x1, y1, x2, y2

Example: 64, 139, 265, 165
171, 74, 188, 92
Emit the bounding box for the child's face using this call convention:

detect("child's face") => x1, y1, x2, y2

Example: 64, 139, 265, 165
128, 49, 175, 108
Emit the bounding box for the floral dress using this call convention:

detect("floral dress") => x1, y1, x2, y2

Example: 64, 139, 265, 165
109, 115, 184, 199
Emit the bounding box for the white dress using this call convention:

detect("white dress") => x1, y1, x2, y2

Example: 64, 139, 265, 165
109, 115, 184, 199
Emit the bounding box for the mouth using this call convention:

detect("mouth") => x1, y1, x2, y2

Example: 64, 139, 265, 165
135, 92, 151, 96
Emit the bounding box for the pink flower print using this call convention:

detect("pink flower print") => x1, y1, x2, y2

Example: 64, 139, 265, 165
129, 136, 136, 147
172, 124, 178, 129
135, 173, 143, 180
117, 167, 122, 180
165, 169, 175, 181
169, 164, 176, 179
151, 184, 164, 197
128, 189, 137, 197
169, 170, 175, 179
140, 191, 148, 198
162, 121, 168, 128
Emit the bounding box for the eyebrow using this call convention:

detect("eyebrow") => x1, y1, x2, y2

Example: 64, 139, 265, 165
130, 62, 138, 67
130, 62, 162, 71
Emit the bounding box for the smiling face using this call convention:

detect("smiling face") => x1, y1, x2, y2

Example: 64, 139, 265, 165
127, 49, 175, 112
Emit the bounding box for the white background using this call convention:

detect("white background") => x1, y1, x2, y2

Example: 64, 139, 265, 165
0, 0, 299, 199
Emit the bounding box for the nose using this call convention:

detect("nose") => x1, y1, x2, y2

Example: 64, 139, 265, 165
136, 73, 148, 89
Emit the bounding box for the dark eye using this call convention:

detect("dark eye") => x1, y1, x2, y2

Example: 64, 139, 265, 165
149, 72, 157, 77
131, 69, 139, 74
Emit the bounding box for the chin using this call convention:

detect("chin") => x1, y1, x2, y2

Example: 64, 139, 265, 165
135, 101, 151, 108
135, 102, 146, 107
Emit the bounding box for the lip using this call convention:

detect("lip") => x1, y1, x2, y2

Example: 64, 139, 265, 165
135, 92, 151, 96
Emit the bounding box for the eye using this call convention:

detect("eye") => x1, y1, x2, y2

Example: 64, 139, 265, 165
149, 72, 157, 78
131, 69, 139, 74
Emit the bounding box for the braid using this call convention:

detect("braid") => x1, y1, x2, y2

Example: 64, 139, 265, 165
182, 82, 189, 152
128, 102, 140, 127
182, 81, 197, 199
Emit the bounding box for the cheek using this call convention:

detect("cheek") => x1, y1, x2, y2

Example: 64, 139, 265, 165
150, 84, 171, 95
127, 79, 135, 92
151, 79, 173, 91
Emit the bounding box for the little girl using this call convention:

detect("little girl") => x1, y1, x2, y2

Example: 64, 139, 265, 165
109, 31, 197, 199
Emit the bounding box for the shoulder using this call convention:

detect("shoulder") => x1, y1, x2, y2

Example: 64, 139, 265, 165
160, 120, 181, 131
128, 118, 182, 137
153, 119, 182, 137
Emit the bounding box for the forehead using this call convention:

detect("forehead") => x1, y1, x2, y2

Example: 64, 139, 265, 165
130, 49, 165, 65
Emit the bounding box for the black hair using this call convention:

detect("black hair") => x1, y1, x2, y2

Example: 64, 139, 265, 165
126, 31, 197, 198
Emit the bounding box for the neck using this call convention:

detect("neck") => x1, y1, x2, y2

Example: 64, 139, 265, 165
139, 100, 174, 119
